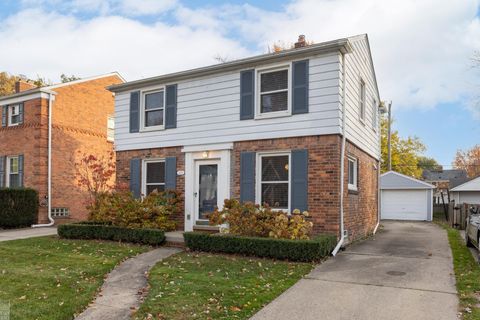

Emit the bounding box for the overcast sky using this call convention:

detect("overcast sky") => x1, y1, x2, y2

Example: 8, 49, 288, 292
1, 0, 479, 166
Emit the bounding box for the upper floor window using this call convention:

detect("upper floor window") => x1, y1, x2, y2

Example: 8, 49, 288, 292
9, 104, 21, 126
142, 89, 164, 130
6, 156, 20, 188
348, 156, 358, 191
142, 159, 165, 195
359, 79, 366, 122
257, 153, 290, 210
257, 67, 290, 117
107, 115, 115, 142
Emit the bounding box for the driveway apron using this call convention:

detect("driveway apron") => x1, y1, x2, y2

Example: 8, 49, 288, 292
251, 221, 459, 320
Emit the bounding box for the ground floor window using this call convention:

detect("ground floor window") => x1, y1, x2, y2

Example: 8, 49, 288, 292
51, 208, 69, 217
6, 156, 20, 188
142, 159, 165, 195
348, 156, 358, 191
257, 153, 290, 210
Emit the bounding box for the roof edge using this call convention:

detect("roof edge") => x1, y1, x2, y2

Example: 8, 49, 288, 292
451, 176, 480, 192
381, 171, 435, 189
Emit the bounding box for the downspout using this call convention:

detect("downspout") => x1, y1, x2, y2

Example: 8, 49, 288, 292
332, 52, 347, 256
32, 92, 55, 227
373, 160, 380, 234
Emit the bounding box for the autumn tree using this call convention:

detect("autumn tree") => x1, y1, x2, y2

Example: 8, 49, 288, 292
0, 72, 18, 96
380, 117, 426, 178
453, 145, 480, 178
417, 156, 442, 171
60, 74, 81, 83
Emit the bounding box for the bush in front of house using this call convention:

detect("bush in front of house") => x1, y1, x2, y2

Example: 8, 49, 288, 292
0, 188, 38, 228
57, 222, 165, 245
208, 199, 313, 240
88, 189, 181, 231
183, 232, 337, 262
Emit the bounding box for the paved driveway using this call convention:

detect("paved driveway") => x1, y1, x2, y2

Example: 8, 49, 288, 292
0, 227, 57, 242
251, 221, 458, 320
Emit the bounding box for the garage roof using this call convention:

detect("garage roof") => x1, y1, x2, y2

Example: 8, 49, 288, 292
380, 171, 435, 190
451, 176, 480, 192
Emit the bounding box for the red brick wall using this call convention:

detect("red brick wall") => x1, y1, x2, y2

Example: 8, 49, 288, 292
116, 147, 185, 230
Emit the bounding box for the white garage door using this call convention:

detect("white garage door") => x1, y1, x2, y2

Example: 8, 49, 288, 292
381, 190, 428, 221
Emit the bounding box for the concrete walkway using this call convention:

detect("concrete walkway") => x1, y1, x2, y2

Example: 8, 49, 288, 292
251, 221, 459, 320
0, 227, 57, 241
76, 247, 181, 320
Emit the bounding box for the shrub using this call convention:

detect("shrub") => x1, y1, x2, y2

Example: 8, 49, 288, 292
57, 223, 165, 246
88, 190, 180, 231
183, 232, 337, 262
208, 199, 313, 240
0, 188, 38, 228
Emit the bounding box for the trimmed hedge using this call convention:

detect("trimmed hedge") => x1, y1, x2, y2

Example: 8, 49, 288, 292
57, 223, 165, 246
183, 232, 337, 262
0, 188, 38, 228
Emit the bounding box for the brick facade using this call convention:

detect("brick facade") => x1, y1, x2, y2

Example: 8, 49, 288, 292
0, 74, 123, 223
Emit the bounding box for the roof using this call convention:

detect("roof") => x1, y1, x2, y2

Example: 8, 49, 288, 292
451, 176, 480, 192
422, 169, 469, 188
380, 171, 435, 190
108, 36, 355, 93
0, 72, 124, 103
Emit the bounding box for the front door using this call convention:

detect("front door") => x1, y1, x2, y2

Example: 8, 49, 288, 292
194, 160, 219, 224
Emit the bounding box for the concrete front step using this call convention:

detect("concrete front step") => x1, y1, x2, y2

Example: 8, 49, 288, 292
164, 231, 185, 248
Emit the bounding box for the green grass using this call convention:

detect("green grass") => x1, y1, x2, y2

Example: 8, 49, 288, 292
134, 252, 314, 320
436, 221, 480, 319
0, 236, 148, 320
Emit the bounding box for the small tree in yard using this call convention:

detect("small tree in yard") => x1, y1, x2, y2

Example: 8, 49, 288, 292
75, 151, 116, 208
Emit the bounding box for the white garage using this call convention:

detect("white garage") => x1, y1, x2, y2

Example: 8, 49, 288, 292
451, 176, 480, 205
380, 171, 434, 221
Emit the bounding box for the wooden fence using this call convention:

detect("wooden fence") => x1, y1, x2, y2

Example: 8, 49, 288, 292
448, 202, 480, 229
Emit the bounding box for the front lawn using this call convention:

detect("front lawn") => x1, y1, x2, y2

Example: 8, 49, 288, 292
0, 236, 148, 320
134, 252, 314, 320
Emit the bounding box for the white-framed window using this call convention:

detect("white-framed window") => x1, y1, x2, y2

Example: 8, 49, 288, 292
348, 156, 358, 191
359, 79, 366, 122
372, 98, 377, 131
107, 115, 115, 142
256, 152, 291, 210
51, 208, 69, 217
8, 104, 21, 126
6, 156, 20, 188
141, 88, 165, 131
142, 159, 165, 195
256, 65, 291, 118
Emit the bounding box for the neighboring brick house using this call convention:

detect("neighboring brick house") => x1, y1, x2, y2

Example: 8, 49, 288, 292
110, 34, 381, 247
0, 73, 124, 224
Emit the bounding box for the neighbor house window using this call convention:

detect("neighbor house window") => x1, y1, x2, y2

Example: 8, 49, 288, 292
372, 98, 377, 131
359, 79, 366, 122
6, 156, 20, 188
142, 159, 165, 195
51, 208, 69, 217
348, 156, 358, 191
8, 104, 21, 126
258, 67, 290, 116
142, 89, 164, 129
107, 115, 114, 142
258, 153, 290, 210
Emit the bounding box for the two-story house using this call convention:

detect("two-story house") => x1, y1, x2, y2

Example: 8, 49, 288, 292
109, 34, 381, 245
0, 73, 124, 224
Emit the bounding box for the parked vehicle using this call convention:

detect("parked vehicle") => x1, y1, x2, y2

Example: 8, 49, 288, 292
465, 206, 480, 250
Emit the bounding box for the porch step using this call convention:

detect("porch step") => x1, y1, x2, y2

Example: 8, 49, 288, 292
164, 231, 185, 248
192, 225, 220, 233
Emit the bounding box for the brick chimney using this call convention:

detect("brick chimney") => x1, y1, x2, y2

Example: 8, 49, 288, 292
294, 35, 307, 49
15, 80, 36, 93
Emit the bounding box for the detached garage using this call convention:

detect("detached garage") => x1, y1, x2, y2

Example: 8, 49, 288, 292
451, 176, 480, 205
380, 171, 434, 221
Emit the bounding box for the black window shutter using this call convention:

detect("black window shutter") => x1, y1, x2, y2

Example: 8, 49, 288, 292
165, 157, 177, 190
130, 158, 141, 198
0, 156, 5, 188
240, 70, 255, 120
18, 155, 24, 187
240, 151, 255, 202
291, 149, 308, 212
19, 103, 24, 125
165, 84, 177, 129
292, 60, 309, 114
129, 91, 140, 133
1, 106, 7, 127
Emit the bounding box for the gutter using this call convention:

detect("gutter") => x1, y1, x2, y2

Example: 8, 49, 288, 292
373, 160, 381, 234
332, 52, 347, 256
32, 92, 55, 227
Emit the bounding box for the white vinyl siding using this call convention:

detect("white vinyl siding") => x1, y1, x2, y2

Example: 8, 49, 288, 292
114, 53, 343, 151
359, 79, 366, 122
107, 115, 114, 142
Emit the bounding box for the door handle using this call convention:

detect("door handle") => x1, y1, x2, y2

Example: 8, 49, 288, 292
194, 192, 198, 197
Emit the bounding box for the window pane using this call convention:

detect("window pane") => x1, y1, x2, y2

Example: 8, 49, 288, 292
261, 70, 288, 92
10, 158, 18, 173
262, 156, 289, 181
146, 162, 165, 183
145, 109, 164, 127
261, 183, 288, 209
145, 91, 164, 110
9, 174, 20, 188
11, 115, 19, 124
348, 160, 355, 185
146, 184, 165, 195
198, 164, 218, 220
261, 91, 288, 113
